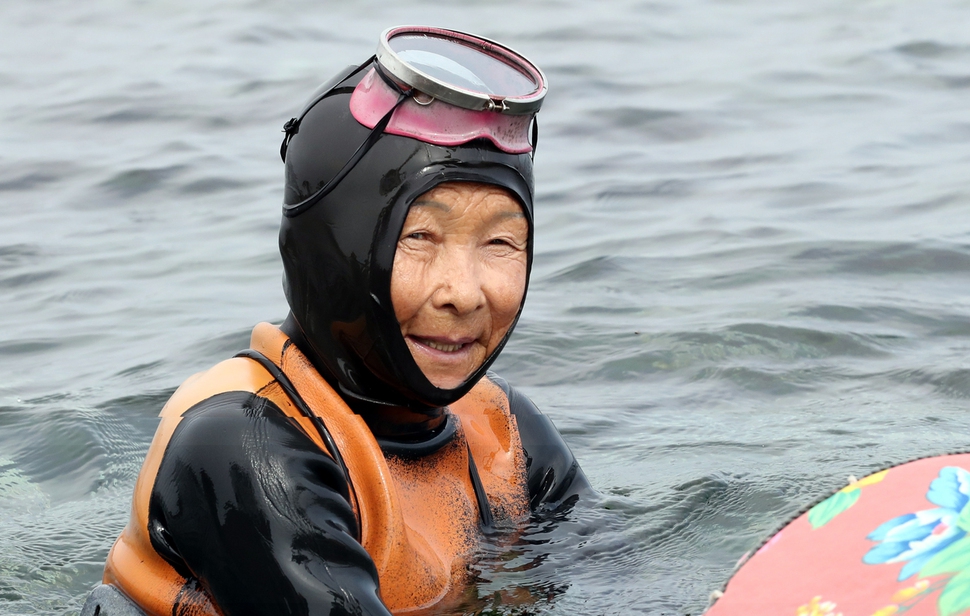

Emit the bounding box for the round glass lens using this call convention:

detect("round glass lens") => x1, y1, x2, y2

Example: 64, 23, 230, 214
387, 34, 538, 97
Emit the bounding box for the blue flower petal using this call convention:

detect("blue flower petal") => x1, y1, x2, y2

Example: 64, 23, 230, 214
865, 541, 912, 564
897, 530, 967, 579
928, 467, 970, 511
869, 514, 917, 541
953, 467, 970, 509
899, 550, 936, 580
881, 516, 940, 543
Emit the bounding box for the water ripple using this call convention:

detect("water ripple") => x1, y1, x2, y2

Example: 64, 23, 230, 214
5, 0, 970, 613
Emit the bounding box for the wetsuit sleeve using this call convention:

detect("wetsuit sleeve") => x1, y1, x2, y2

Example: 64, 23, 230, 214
148, 391, 392, 616
487, 373, 593, 510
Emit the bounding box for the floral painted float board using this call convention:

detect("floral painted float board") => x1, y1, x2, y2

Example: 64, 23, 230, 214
707, 453, 970, 616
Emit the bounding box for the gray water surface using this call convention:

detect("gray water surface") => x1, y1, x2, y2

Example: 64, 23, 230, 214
3, 0, 970, 614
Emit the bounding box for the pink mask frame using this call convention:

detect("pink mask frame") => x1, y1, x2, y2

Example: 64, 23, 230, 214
349, 67, 535, 154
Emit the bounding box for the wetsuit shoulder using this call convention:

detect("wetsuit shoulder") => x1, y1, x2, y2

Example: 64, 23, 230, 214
486, 373, 592, 511
148, 389, 392, 616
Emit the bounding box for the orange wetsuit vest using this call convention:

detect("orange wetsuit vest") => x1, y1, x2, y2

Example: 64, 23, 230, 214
102, 322, 535, 615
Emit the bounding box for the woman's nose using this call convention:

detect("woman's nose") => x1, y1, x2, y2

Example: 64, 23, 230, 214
430, 249, 485, 315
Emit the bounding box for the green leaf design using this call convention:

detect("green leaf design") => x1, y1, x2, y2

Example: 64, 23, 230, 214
808, 489, 860, 529
921, 537, 970, 578
938, 569, 970, 616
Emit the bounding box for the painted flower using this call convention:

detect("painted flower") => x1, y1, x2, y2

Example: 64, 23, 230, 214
891, 579, 930, 603
796, 595, 842, 616
864, 467, 970, 580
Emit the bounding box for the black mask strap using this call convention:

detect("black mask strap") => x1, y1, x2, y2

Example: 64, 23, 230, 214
282, 61, 414, 218
279, 56, 376, 164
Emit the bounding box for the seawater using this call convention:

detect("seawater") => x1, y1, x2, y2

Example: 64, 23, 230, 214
3, 0, 970, 613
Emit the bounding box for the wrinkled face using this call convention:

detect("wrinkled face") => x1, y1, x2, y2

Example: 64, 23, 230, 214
391, 182, 529, 390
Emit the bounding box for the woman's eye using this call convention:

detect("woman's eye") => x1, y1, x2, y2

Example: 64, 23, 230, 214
489, 236, 524, 248
405, 231, 426, 241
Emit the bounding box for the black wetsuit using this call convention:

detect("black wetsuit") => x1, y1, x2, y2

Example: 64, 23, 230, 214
84, 371, 588, 616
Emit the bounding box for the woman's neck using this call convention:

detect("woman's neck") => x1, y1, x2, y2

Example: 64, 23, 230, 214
279, 313, 447, 441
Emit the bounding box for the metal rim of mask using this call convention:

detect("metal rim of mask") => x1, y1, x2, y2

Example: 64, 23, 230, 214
376, 25, 547, 116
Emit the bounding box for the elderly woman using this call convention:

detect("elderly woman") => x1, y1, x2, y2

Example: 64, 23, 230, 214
84, 26, 589, 616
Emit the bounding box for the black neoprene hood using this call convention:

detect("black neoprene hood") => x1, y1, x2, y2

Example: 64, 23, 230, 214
279, 64, 536, 411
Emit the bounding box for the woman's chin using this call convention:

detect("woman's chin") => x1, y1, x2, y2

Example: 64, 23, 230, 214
415, 360, 478, 390
423, 371, 472, 390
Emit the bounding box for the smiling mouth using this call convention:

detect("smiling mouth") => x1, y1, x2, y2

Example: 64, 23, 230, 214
413, 337, 468, 353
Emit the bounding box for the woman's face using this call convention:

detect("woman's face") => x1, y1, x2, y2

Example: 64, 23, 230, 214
391, 182, 529, 390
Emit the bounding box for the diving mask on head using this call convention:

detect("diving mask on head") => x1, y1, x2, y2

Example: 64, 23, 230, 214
278, 26, 544, 411
280, 26, 546, 217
